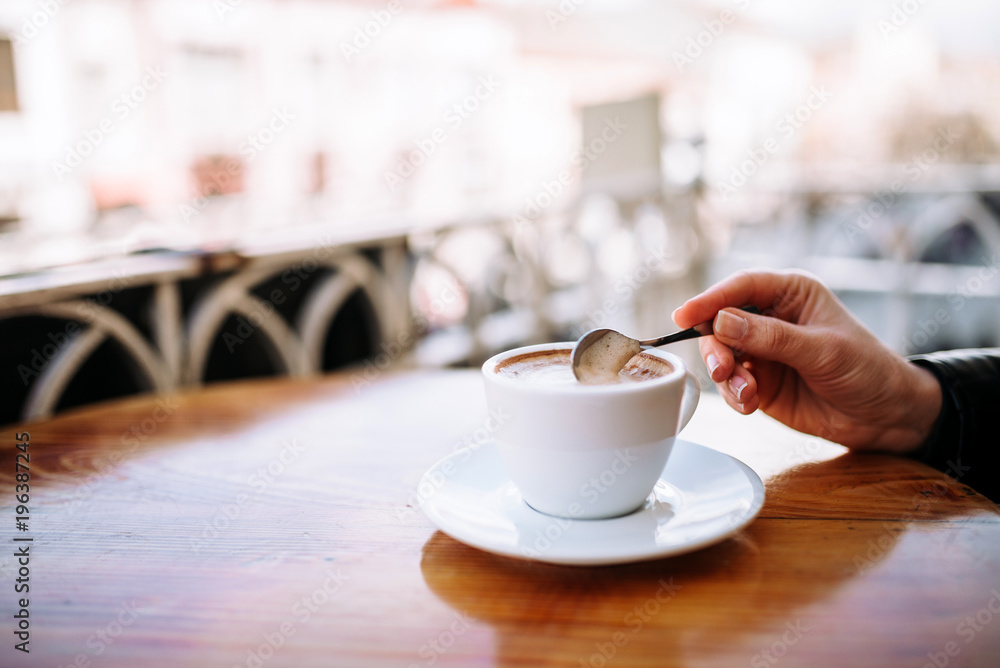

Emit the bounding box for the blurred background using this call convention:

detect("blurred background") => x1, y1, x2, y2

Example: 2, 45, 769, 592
1, 0, 999, 423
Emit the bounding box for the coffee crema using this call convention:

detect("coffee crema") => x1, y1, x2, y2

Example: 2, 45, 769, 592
494, 349, 672, 386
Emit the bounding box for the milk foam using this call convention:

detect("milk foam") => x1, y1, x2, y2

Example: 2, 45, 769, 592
495, 349, 670, 385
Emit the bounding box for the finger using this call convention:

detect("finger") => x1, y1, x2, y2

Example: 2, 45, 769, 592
715, 361, 757, 406
712, 307, 818, 371
699, 336, 735, 383
672, 269, 817, 328
717, 376, 761, 415
726, 364, 758, 405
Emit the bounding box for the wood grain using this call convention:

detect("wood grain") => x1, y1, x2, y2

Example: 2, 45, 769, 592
2, 370, 998, 668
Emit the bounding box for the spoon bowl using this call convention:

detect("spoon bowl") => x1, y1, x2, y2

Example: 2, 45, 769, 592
571, 306, 760, 383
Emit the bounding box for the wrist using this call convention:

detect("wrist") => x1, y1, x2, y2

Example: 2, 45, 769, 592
892, 362, 943, 454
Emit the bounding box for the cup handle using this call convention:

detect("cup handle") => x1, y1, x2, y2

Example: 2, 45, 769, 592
678, 370, 700, 433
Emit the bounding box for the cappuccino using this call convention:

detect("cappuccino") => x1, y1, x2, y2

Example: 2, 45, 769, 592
494, 349, 671, 386
483, 342, 699, 518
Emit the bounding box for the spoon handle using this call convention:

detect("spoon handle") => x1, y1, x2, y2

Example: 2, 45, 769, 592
639, 306, 761, 348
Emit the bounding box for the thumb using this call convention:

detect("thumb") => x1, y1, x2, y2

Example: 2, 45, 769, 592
713, 308, 814, 368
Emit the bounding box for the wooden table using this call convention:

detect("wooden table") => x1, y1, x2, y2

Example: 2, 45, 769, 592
3, 370, 999, 668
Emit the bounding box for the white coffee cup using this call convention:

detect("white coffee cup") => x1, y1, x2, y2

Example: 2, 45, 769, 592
481, 342, 700, 520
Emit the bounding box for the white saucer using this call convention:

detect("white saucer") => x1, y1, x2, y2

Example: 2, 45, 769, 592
418, 440, 765, 566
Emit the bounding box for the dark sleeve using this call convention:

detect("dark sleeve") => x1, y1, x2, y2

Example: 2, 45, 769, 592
907, 349, 1000, 504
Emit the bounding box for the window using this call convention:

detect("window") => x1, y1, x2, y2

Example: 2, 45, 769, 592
0, 37, 18, 111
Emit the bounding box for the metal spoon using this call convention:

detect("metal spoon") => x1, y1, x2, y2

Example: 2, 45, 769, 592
571, 306, 761, 383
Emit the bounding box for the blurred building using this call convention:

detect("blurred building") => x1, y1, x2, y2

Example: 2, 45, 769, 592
1, 2, 998, 253
1, 0, 999, 421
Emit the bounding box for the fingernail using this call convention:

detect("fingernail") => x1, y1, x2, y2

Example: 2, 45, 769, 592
730, 377, 747, 401
707, 354, 720, 376
715, 310, 748, 340
736, 402, 746, 412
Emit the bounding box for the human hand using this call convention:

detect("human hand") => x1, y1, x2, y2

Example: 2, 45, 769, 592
672, 270, 942, 453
